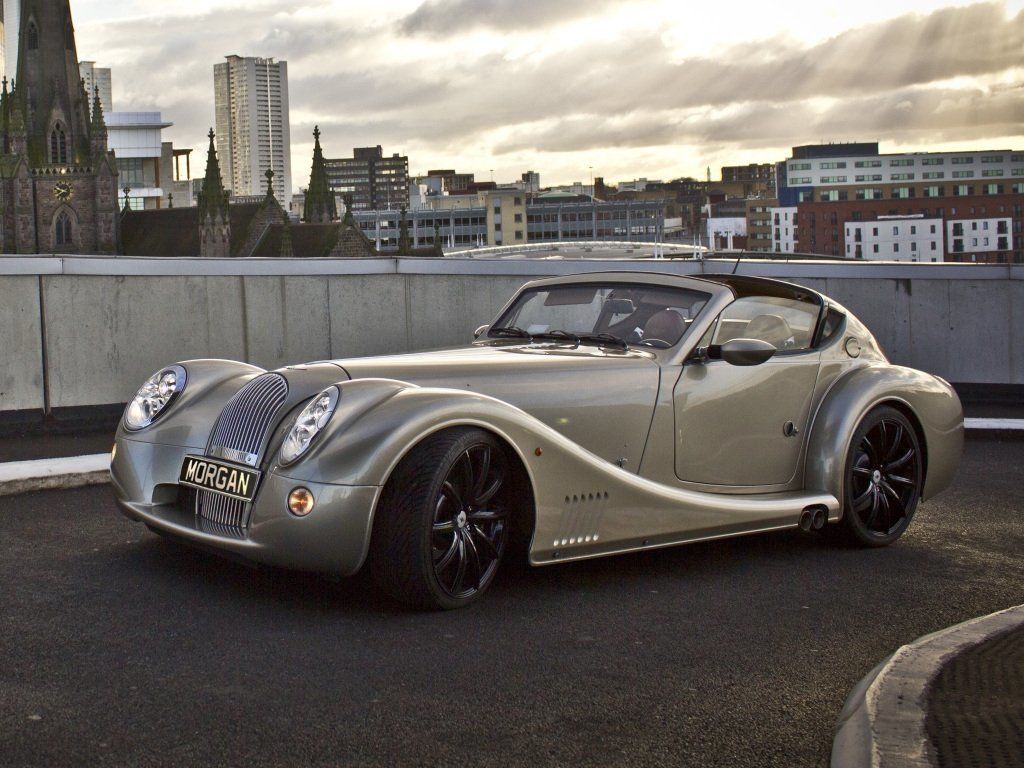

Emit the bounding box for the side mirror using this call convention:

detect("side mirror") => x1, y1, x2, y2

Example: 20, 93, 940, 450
474, 325, 490, 340
707, 338, 776, 366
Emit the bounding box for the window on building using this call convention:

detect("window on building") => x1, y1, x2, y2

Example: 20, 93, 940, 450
514, 213, 523, 223
891, 187, 913, 199
952, 171, 973, 178
891, 173, 915, 181
911, 242, 917, 251
922, 158, 945, 166
819, 162, 847, 169
27, 21, 39, 50
890, 159, 915, 167
951, 157, 973, 164
931, 242, 937, 251
515, 230, 523, 240
873, 244, 879, 253
981, 156, 1004, 163
982, 170, 1004, 178
954, 185, 973, 196
893, 226, 899, 235
50, 124, 68, 164
855, 160, 882, 168
54, 212, 73, 246
894, 243, 900, 253
923, 172, 944, 180
911, 225, 917, 234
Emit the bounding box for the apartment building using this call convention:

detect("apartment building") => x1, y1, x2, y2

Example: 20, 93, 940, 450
213, 55, 292, 202
844, 215, 944, 262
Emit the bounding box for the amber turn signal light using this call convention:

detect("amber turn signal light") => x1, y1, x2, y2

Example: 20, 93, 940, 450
288, 487, 315, 517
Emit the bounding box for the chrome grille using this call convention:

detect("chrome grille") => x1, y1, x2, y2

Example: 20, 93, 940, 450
208, 373, 289, 466
194, 489, 247, 538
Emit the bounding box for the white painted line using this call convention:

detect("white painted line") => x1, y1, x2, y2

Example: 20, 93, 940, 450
0, 453, 110, 482
0, 453, 111, 497
964, 417, 1024, 430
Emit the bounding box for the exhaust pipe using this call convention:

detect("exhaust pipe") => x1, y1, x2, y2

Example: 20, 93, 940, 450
800, 506, 828, 533
799, 509, 814, 532
812, 507, 827, 531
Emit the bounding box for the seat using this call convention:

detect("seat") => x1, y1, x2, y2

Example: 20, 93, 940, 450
643, 309, 687, 346
743, 313, 794, 348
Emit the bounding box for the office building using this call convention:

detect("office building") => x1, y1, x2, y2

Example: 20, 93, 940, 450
352, 197, 665, 252
107, 112, 174, 210
214, 55, 291, 202
79, 61, 112, 116
325, 146, 409, 211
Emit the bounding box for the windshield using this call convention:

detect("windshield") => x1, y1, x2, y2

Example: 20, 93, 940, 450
490, 282, 713, 349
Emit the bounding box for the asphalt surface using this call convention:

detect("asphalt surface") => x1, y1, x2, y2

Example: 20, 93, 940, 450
0, 437, 1022, 768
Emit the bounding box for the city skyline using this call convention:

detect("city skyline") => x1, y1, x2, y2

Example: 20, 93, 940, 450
67, 0, 1024, 192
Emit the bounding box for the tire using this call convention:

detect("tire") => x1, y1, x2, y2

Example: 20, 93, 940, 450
837, 406, 923, 547
368, 428, 512, 610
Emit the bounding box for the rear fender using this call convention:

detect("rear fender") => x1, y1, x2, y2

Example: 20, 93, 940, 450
804, 365, 963, 511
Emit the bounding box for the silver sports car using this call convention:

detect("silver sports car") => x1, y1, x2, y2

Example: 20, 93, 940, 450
111, 272, 964, 609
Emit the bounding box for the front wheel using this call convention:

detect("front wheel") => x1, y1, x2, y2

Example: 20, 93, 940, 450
837, 406, 923, 547
369, 428, 511, 609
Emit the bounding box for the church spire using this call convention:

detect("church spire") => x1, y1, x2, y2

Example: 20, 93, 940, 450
303, 125, 336, 224
14, 0, 91, 166
197, 128, 230, 221
90, 85, 107, 157
198, 128, 231, 258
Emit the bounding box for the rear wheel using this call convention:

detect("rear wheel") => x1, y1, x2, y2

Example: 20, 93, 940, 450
369, 428, 511, 609
838, 406, 923, 547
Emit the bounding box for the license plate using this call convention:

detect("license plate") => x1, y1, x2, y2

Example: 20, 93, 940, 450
179, 456, 260, 502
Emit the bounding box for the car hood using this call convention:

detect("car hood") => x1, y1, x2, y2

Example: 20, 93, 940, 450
328, 342, 662, 472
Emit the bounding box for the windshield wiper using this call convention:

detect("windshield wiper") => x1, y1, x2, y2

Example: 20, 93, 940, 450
489, 326, 533, 340
532, 329, 581, 345
578, 333, 628, 350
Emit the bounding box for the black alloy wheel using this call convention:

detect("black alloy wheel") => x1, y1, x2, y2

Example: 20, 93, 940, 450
839, 406, 923, 547
370, 428, 511, 609
430, 442, 508, 600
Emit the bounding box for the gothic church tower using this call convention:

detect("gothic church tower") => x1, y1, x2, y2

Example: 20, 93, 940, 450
1, 0, 119, 254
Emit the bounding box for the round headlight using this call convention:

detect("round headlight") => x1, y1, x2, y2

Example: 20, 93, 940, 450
124, 365, 187, 431
280, 386, 340, 465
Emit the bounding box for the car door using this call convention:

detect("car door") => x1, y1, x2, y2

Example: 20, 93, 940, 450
673, 294, 823, 488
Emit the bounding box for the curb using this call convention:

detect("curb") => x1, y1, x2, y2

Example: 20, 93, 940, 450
0, 454, 111, 498
831, 604, 1024, 768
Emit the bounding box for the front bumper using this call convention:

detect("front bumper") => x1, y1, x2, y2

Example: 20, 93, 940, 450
111, 436, 381, 575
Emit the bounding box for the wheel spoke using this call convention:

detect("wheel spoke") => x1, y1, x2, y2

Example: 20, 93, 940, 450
441, 480, 464, 512
852, 466, 873, 477
477, 475, 504, 505
470, 445, 491, 503
852, 484, 874, 512
435, 535, 459, 571
888, 473, 915, 487
885, 424, 904, 461
463, 530, 483, 590
880, 479, 901, 504
433, 519, 455, 534
885, 449, 914, 472
451, 534, 468, 594
865, 487, 881, 528
471, 524, 500, 560
468, 508, 507, 523
861, 434, 880, 465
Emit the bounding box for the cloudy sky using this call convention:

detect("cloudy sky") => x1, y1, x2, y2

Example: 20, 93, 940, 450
69, 0, 1024, 192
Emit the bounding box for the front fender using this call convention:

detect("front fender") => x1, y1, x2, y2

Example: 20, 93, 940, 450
116, 359, 265, 449
804, 364, 963, 510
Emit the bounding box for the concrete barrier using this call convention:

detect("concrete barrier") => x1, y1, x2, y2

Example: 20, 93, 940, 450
1, 256, 1021, 416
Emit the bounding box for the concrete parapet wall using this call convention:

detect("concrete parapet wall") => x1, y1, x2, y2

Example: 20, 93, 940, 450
0, 256, 1020, 414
